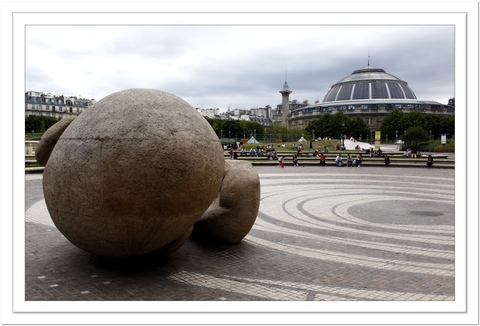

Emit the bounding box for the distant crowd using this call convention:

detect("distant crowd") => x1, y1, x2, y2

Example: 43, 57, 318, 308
226, 143, 280, 160
224, 142, 434, 168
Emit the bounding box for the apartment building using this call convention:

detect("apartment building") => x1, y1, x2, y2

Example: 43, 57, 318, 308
25, 91, 96, 119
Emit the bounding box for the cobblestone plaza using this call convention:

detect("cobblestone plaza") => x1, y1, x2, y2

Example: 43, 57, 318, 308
24, 166, 456, 302
16, 165, 473, 326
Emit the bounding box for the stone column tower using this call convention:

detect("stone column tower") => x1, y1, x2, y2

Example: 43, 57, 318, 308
279, 81, 292, 128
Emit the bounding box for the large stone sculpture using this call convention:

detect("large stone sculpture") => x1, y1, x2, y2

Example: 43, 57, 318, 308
36, 88, 260, 258
192, 160, 260, 244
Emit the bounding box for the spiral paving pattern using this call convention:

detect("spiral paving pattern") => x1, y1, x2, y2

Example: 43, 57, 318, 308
248, 172, 454, 276
26, 169, 455, 301
233, 170, 455, 300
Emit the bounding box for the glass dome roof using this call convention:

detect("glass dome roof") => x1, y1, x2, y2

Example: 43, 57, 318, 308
323, 66, 417, 102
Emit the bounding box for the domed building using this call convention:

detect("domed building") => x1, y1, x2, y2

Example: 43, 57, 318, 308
323, 66, 416, 102
274, 65, 454, 138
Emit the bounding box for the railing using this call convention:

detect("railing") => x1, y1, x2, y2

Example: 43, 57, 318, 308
25, 141, 39, 155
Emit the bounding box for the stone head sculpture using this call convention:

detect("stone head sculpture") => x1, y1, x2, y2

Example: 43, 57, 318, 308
35, 88, 260, 257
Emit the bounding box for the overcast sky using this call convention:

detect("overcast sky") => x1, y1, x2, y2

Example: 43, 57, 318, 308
26, 24, 454, 111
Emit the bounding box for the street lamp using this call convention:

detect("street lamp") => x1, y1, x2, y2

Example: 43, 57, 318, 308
312, 129, 315, 140
341, 122, 345, 149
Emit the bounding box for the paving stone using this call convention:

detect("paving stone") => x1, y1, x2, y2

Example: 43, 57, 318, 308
25, 167, 455, 301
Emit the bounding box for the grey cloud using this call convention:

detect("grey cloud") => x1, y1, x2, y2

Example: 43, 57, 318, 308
26, 24, 455, 109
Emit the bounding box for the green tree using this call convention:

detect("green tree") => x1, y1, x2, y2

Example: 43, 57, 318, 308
308, 112, 368, 141
437, 114, 455, 138
381, 111, 454, 142
423, 114, 445, 140
25, 115, 61, 133
293, 127, 311, 142
264, 124, 289, 141
204, 117, 263, 140
346, 116, 370, 140
407, 110, 426, 128
238, 120, 250, 139
25, 115, 39, 133
401, 126, 429, 149
331, 112, 348, 139
307, 112, 335, 138
381, 109, 408, 140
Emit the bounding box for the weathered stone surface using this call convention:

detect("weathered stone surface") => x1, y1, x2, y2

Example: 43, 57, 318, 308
42, 88, 224, 257
147, 226, 193, 257
192, 160, 260, 243
35, 116, 76, 166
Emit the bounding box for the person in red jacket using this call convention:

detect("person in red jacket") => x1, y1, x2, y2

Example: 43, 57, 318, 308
319, 153, 326, 166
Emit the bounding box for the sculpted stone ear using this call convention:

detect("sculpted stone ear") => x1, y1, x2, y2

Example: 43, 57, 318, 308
192, 160, 260, 244
35, 116, 76, 166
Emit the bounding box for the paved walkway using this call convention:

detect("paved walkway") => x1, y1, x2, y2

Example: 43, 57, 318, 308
25, 166, 454, 303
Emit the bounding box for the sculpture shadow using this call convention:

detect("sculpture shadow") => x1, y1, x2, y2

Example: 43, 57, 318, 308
91, 251, 172, 274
